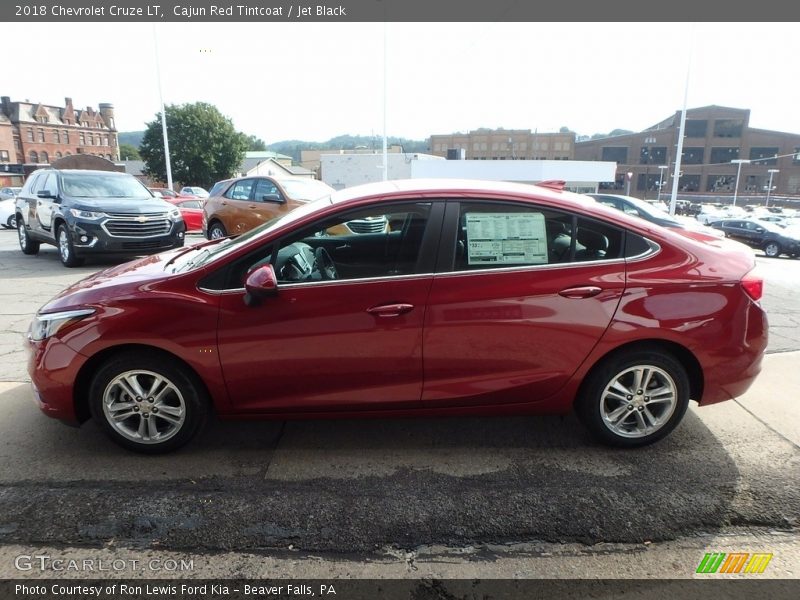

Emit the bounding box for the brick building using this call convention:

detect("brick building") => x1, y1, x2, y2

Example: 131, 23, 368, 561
0, 96, 119, 182
575, 106, 800, 200
429, 129, 575, 161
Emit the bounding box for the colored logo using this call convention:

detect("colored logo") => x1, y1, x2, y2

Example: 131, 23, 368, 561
696, 552, 773, 574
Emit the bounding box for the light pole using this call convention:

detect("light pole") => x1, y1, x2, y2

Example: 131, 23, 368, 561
731, 159, 750, 207
765, 168, 779, 207
625, 171, 633, 196
657, 165, 668, 203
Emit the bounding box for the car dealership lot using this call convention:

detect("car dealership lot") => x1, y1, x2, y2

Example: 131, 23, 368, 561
0, 228, 798, 577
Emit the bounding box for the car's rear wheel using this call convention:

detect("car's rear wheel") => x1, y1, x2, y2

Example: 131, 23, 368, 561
5, 215, 15, 229
89, 351, 209, 454
763, 241, 781, 258
57, 224, 85, 268
208, 221, 227, 240
575, 348, 690, 447
17, 218, 40, 255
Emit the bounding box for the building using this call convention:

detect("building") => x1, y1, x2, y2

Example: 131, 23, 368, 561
429, 129, 575, 161
320, 152, 443, 189
575, 106, 800, 201
0, 96, 119, 181
301, 145, 405, 177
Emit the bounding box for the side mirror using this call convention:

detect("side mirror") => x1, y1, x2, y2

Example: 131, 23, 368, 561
37, 190, 57, 200
243, 264, 278, 306
755, 227, 764, 233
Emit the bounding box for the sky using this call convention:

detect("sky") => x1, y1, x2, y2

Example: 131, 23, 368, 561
5, 22, 800, 144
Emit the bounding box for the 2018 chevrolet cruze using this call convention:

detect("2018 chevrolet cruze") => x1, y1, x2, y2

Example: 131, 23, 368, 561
26, 179, 768, 453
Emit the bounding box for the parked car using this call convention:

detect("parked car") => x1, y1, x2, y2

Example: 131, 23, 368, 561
709, 218, 800, 258
0, 198, 17, 229
15, 169, 185, 267
25, 179, 767, 453
203, 176, 334, 239
587, 194, 724, 238
0, 186, 22, 201
149, 187, 192, 200
165, 197, 203, 232
179, 186, 209, 198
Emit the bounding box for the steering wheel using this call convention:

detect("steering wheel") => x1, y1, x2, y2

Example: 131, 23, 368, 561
315, 247, 338, 280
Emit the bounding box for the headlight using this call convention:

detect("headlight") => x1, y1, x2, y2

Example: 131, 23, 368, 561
29, 308, 96, 342
169, 208, 182, 220
69, 208, 105, 220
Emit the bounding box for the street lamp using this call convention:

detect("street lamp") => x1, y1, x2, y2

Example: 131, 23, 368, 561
765, 168, 779, 207
657, 165, 668, 203
730, 159, 750, 207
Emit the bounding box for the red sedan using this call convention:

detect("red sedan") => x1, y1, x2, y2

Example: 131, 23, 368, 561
165, 197, 204, 232
25, 179, 768, 453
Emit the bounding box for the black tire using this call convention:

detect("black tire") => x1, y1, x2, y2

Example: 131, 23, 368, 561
5, 215, 15, 229
88, 351, 209, 454
763, 241, 781, 258
207, 221, 227, 240
56, 223, 85, 268
575, 348, 691, 448
17, 218, 40, 255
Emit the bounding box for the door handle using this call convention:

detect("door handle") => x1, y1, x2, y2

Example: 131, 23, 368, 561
558, 286, 603, 299
366, 303, 414, 317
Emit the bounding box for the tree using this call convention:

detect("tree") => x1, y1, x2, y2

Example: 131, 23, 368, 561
119, 143, 141, 160
245, 134, 267, 151
139, 102, 248, 189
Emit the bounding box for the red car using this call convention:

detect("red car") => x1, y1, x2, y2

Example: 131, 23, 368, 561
165, 197, 204, 232
25, 179, 768, 453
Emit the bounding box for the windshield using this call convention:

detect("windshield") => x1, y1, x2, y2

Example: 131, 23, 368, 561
174, 195, 333, 272
280, 179, 334, 201
62, 172, 153, 198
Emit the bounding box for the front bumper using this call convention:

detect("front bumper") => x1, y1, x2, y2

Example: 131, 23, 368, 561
68, 217, 185, 255
26, 334, 88, 425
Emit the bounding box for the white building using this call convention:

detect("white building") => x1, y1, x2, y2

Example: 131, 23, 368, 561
321, 152, 616, 193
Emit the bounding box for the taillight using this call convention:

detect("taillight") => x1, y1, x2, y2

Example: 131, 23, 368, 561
741, 272, 763, 302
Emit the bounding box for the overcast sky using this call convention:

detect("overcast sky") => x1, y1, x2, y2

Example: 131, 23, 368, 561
5, 22, 799, 143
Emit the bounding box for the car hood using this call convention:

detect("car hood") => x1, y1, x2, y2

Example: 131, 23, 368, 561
39, 248, 191, 314
67, 197, 173, 213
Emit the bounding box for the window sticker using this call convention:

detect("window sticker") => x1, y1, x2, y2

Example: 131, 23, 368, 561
466, 212, 548, 265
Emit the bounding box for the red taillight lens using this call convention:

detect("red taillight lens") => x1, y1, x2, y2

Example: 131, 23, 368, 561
741, 273, 763, 302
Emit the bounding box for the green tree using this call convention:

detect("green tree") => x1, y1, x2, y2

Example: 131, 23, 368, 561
245, 134, 267, 151
140, 102, 248, 189
119, 143, 141, 160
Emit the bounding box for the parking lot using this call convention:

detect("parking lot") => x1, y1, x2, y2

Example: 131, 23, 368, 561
0, 228, 798, 579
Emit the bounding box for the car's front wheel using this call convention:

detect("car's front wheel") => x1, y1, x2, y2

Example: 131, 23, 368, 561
207, 221, 227, 240
89, 351, 209, 454
763, 241, 781, 258
575, 348, 690, 447
4, 215, 15, 229
17, 218, 40, 255
57, 224, 85, 267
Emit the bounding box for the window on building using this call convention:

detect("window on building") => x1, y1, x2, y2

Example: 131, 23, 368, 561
0, 150, 9, 162
88, 134, 94, 145
682, 147, 704, 165
27, 128, 34, 142
29, 151, 38, 163
55, 152, 62, 159
640, 146, 667, 165
749, 147, 779, 165
637, 174, 664, 191
678, 174, 700, 192
684, 120, 708, 138
714, 119, 744, 138
38, 129, 45, 142
40, 151, 49, 163
601, 147, 628, 164
63, 131, 69, 144
706, 175, 736, 192
79, 133, 85, 145
14, 138, 21, 150
710, 147, 740, 164
53, 131, 60, 144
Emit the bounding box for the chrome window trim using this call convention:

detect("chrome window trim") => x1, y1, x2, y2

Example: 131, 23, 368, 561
198, 272, 435, 295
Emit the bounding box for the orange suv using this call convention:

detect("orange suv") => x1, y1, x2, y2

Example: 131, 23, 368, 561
203, 176, 334, 239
